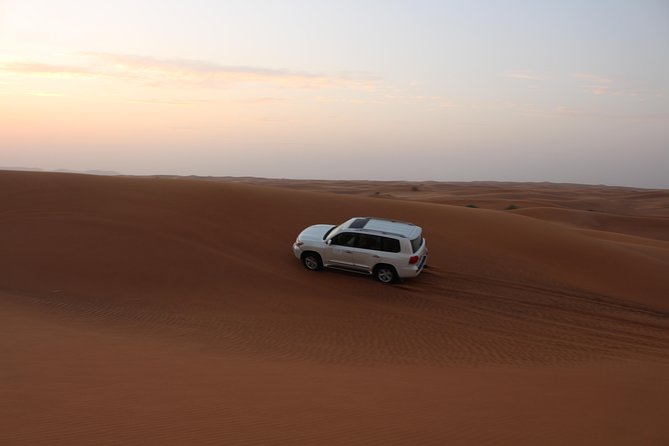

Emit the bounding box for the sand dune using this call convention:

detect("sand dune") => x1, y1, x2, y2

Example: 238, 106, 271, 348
1, 171, 668, 445
207, 177, 669, 239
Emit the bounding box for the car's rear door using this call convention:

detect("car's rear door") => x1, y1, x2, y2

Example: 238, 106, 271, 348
350, 234, 384, 272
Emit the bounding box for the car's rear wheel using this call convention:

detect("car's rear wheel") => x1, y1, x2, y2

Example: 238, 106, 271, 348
302, 252, 323, 271
374, 265, 397, 284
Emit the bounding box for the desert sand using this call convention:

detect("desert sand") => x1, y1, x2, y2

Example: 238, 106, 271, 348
1, 170, 668, 445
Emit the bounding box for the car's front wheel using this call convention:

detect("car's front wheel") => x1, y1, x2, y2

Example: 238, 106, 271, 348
374, 265, 397, 284
301, 252, 323, 271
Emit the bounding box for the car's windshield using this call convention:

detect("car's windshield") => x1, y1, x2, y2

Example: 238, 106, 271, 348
322, 224, 341, 240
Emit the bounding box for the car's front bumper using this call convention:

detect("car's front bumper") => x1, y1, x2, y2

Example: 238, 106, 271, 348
292, 243, 303, 259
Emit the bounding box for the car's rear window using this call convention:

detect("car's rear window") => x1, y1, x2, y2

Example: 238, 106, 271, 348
356, 234, 382, 251
410, 236, 423, 253
381, 237, 400, 253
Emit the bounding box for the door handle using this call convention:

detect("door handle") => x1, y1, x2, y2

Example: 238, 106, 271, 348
372, 255, 380, 258
344, 250, 353, 254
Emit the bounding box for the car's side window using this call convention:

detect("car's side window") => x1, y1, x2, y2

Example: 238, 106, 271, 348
380, 237, 401, 253
356, 234, 382, 251
331, 232, 357, 247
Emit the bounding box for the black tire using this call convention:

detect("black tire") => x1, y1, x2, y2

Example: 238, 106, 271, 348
374, 265, 397, 284
301, 252, 323, 271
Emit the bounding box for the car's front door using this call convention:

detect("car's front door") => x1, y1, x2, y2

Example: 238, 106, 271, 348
325, 232, 358, 269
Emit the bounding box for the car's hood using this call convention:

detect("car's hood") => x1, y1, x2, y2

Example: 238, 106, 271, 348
298, 224, 335, 242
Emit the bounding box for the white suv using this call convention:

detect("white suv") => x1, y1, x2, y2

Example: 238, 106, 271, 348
292, 217, 428, 283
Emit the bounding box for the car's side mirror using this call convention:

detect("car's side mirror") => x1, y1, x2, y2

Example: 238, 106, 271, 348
326, 239, 332, 245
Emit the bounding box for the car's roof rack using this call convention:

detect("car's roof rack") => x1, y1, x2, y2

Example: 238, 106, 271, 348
350, 228, 407, 238
345, 217, 419, 239
364, 216, 415, 226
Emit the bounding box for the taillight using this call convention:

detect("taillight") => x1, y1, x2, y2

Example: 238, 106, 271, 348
409, 255, 419, 264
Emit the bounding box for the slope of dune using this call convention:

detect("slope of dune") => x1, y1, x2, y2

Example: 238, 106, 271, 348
204, 177, 669, 239
511, 206, 669, 241
1, 171, 668, 445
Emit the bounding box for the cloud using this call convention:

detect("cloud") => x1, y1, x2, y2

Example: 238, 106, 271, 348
572, 73, 613, 85
235, 97, 288, 104
571, 72, 617, 95
312, 95, 386, 105
0, 62, 111, 79
125, 98, 216, 106
0, 53, 379, 90
545, 105, 669, 120
504, 71, 544, 81
570, 73, 667, 99
570, 72, 663, 98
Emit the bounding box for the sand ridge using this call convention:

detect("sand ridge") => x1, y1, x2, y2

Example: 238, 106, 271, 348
1, 170, 668, 445
196, 177, 669, 239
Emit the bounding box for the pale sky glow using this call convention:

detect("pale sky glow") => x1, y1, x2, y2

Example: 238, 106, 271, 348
1, 1, 668, 187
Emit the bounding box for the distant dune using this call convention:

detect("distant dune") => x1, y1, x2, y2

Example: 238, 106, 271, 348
1, 170, 668, 445
0, 166, 120, 176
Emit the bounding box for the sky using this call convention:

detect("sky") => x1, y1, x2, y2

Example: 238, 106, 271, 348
1, 0, 668, 188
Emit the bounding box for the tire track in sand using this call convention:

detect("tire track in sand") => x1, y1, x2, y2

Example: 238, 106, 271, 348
5, 265, 668, 368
